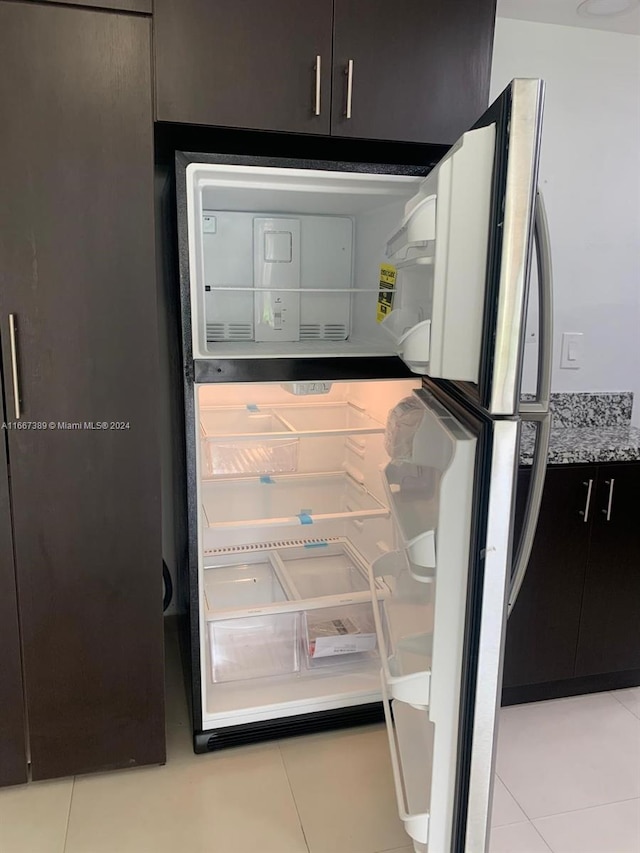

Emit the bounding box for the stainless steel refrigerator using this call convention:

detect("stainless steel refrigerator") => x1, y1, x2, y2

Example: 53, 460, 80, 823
174, 78, 552, 853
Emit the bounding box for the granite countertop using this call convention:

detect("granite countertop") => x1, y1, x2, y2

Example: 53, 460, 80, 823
520, 423, 640, 466
519, 392, 640, 466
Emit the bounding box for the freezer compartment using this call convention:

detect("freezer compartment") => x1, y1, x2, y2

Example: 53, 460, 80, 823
185, 124, 495, 379
201, 472, 388, 530
303, 603, 378, 669
208, 613, 300, 683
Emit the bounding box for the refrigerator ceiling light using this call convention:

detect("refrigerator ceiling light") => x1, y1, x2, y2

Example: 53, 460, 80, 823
577, 0, 639, 16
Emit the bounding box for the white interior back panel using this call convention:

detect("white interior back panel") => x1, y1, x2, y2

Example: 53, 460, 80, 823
201, 211, 354, 344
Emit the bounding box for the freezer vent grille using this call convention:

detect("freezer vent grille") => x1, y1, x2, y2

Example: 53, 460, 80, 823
204, 536, 342, 556
299, 323, 348, 341
206, 322, 253, 342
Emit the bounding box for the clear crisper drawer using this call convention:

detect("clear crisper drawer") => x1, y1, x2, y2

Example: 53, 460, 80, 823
209, 613, 299, 683
202, 437, 300, 477
303, 603, 378, 668
280, 544, 369, 599
203, 561, 287, 612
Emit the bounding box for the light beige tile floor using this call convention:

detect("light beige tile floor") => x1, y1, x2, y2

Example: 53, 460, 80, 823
1, 624, 639, 853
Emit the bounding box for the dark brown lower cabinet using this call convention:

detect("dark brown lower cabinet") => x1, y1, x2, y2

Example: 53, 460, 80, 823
0, 2, 164, 782
503, 466, 595, 689
0, 393, 27, 787
503, 462, 640, 704
575, 464, 640, 677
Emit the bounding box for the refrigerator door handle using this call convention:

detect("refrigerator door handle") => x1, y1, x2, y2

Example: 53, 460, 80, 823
519, 191, 553, 415
508, 411, 551, 614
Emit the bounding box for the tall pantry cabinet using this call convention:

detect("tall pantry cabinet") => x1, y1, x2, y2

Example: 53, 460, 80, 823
0, 1, 165, 781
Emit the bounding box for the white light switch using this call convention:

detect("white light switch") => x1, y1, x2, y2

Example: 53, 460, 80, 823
560, 332, 584, 369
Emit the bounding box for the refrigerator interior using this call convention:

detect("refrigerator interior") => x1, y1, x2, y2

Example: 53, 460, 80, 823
195, 378, 479, 850
185, 122, 495, 377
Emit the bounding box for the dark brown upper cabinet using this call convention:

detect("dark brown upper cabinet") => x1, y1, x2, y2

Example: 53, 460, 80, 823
154, 0, 334, 134
153, 0, 496, 144
331, 0, 495, 144
0, 2, 164, 782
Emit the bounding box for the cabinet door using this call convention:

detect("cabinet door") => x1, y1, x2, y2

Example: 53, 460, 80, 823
0, 3, 164, 781
575, 464, 640, 677
0, 392, 27, 787
503, 467, 595, 688
331, 0, 495, 143
154, 0, 333, 134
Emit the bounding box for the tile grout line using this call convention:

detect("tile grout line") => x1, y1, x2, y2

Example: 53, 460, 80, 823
497, 767, 640, 824
529, 818, 554, 852
276, 741, 312, 853
62, 776, 75, 852
495, 770, 535, 822
608, 690, 640, 722
531, 794, 640, 823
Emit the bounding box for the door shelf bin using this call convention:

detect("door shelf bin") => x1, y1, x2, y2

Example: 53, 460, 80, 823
208, 613, 300, 683
382, 676, 432, 846
201, 472, 388, 530
379, 313, 431, 375
369, 554, 433, 707
383, 463, 437, 569
303, 603, 378, 670
386, 195, 436, 262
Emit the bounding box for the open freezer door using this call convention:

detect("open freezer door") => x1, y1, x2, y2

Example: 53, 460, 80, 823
370, 380, 518, 852
378, 79, 544, 416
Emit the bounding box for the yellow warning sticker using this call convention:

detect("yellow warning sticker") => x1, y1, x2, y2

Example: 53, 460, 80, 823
376, 263, 397, 323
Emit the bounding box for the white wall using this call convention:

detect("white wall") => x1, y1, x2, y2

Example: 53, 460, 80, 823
491, 18, 640, 418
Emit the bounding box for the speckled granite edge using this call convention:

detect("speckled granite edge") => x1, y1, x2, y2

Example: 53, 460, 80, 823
520, 424, 640, 466
521, 392, 633, 429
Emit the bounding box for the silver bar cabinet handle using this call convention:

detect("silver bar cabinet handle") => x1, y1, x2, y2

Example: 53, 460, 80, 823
579, 479, 593, 523
345, 59, 354, 119
314, 55, 321, 116
8, 314, 21, 420
603, 478, 615, 521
